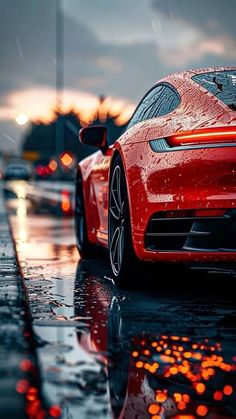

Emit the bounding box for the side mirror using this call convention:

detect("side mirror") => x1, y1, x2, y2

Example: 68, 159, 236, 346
79, 125, 108, 151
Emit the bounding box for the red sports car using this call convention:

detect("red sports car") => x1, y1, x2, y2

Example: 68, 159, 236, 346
75, 67, 236, 285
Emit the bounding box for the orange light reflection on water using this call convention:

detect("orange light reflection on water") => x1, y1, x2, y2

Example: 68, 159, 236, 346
130, 334, 236, 418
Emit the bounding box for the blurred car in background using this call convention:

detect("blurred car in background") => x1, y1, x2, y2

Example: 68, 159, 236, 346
3, 159, 33, 181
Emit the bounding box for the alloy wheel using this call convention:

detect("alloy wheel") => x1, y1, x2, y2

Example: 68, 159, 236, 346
109, 165, 125, 276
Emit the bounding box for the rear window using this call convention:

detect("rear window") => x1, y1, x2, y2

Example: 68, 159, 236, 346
126, 83, 180, 130
192, 70, 236, 109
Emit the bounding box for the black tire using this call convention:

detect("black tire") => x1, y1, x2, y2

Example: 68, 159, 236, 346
108, 155, 140, 287
107, 298, 129, 418
74, 175, 99, 258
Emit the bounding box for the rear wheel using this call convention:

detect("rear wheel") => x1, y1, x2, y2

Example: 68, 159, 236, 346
109, 155, 140, 287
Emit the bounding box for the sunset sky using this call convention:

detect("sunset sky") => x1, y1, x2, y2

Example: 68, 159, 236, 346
0, 0, 236, 152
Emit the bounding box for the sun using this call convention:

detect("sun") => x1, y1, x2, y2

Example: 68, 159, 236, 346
15, 113, 29, 125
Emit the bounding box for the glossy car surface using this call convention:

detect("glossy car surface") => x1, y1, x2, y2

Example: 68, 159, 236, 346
75, 67, 236, 283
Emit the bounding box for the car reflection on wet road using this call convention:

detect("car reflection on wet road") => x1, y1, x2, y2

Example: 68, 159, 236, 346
6, 182, 236, 419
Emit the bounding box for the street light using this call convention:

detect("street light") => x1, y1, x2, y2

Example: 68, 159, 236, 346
15, 113, 29, 126
55, 0, 64, 158
56, 0, 64, 111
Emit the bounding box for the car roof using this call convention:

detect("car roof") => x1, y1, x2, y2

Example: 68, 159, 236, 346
158, 66, 236, 84
121, 66, 236, 141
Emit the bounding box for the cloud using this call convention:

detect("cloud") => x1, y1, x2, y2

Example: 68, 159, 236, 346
152, 0, 236, 36
1, 0, 236, 152
0, 0, 164, 99
0, 0, 166, 120
0, 1, 55, 88
0, 0, 163, 151
157, 32, 236, 67
63, 0, 154, 45
151, 0, 236, 66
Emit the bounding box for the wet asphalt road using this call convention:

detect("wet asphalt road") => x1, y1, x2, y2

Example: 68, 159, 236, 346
5, 181, 236, 419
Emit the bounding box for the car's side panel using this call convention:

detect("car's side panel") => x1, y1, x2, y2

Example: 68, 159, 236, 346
89, 148, 112, 246
78, 151, 102, 245
79, 148, 112, 247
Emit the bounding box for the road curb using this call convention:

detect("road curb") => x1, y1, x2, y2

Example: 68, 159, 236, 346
0, 184, 47, 418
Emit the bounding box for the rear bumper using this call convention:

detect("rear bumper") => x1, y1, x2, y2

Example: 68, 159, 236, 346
121, 142, 236, 262
138, 209, 236, 262
145, 210, 236, 253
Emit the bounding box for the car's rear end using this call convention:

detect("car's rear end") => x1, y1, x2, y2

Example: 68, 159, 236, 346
124, 68, 236, 262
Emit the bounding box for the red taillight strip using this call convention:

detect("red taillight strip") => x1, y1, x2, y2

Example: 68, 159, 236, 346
169, 127, 236, 146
